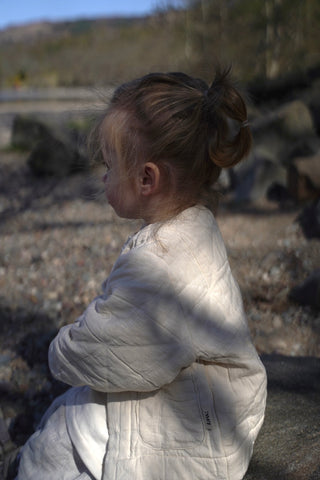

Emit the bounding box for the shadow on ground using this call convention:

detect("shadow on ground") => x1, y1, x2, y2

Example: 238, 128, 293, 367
245, 355, 320, 479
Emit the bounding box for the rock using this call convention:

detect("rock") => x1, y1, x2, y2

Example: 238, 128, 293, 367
16, 330, 58, 368
289, 270, 320, 310
247, 67, 318, 105
250, 101, 318, 170
235, 99, 318, 202
302, 75, 320, 136
277, 100, 315, 138
297, 199, 320, 239
272, 315, 283, 329
11, 115, 88, 177
309, 97, 320, 135
1, 447, 21, 480
251, 123, 288, 165
233, 151, 287, 202
287, 153, 320, 201
266, 182, 292, 204
11, 115, 51, 151
244, 355, 320, 479
0, 409, 12, 446
8, 413, 35, 446
27, 136, 85, 177
286, 136, 320, 162
251, 100, 315, 139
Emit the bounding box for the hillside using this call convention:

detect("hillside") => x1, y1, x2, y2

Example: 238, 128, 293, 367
1, 0, 320, 88
0, 15, 187, 88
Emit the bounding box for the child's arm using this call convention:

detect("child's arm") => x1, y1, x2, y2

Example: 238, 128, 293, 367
49, 248, 195, 392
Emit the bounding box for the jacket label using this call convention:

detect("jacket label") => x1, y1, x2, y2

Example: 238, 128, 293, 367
202, 409, 213, 430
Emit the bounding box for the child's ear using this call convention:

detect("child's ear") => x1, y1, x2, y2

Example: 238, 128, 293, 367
139, 162, 161, 196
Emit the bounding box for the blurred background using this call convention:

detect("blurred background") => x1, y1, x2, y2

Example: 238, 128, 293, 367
1, 0, 320, 86
0, 0, 320, 477
0, 0, 320, 88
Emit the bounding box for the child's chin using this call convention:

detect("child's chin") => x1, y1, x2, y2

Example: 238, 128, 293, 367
112, 206, 136, 220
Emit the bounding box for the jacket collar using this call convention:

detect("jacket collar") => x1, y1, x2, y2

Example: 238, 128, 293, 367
120, 204, 210, 254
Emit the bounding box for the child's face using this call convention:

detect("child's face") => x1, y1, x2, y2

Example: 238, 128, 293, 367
102, 154, 140, 219
101, 114, 141, 219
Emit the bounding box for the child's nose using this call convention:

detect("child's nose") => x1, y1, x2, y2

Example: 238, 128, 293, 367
103, 173, 108, 183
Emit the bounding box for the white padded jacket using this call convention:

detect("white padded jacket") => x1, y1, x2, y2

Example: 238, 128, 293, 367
48, 205, 267, 480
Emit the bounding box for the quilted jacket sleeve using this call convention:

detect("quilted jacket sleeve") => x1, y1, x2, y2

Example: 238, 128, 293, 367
48, 247, 195, 392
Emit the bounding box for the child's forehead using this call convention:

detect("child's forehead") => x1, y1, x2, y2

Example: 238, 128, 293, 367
101, 109, 131, 144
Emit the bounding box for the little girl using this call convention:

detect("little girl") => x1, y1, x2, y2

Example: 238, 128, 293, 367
16, 68, 267, 480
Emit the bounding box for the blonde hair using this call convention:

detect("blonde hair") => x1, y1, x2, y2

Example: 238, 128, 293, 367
90, 67, 252, 211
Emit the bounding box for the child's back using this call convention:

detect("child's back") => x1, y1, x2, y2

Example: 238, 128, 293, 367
31, 206, 265, 480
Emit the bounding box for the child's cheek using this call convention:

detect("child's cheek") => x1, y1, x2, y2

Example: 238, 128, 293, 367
105, 181, 119, 209
103, 175, 113, 201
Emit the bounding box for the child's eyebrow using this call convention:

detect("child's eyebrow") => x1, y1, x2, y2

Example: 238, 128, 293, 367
102, 154, 111, 168
101, 144, 116, 169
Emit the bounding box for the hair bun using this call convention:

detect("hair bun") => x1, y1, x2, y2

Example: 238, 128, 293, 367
205, 68, 252, 169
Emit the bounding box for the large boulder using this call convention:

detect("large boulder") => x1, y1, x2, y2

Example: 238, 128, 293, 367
289, 270, 320, 310
277, 100, 315, 138
287, 153, 320, 201
245, 355, 320, 479
309, 97, 320, 136
297, 199, 320, 239
11, 115, 51, 151
27, 136, 84, 177
251, 100, 315, 140
231, 100, 319, 203
233, 150, 287, 202
247, 64, 320, 106
11, 115, 88, 177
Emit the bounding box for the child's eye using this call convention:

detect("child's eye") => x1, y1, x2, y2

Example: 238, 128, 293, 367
102, 154, 111, 171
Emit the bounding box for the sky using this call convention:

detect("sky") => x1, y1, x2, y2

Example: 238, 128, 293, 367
0, 0, 163, 30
